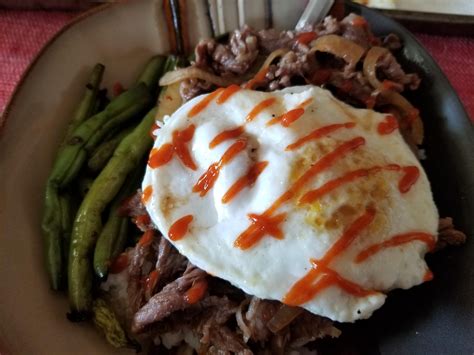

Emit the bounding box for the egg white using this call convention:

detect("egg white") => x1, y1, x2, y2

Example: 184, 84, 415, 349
142, 85, 438, 322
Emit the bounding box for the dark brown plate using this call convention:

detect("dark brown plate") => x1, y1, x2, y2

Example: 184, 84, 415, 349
318, 2, 474, 354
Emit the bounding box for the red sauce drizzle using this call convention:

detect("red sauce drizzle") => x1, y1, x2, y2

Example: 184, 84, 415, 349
234, 137, 365, 249
235, 212, 287, 250
148, 125, 197, 170
141, 185, 153, 204
135, 214, 151, 227
246, 98, 277, 122
355, 232, 436, 263
193, 139, 247, 196
267, 108, 305, 127
298, 164, 422, 204
209, 126, 244, 149
286, 122, 356, 151
377, 115, 399, 135
216, 84, 241, 104
149, 121, 160, 140
423, 270, 434, 282
168, 215, 194, 241
138, 230, 155, 247
222, 161, 269, 204
188, 88, 225, 118
113, 82, 124, 97
399, 166, 419, 193
296, 32, 318, 45
109, 253, 129, 274
185, 279, 208, 304
244, 68, 269, 90
283, 208, 377, 306
266, 98, 312, 127
145, 270, 160, 294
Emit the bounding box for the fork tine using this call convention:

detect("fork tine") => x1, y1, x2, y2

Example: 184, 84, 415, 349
295, 0, 334, 30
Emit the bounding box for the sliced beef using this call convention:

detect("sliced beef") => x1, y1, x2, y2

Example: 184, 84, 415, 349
257, 28, 295, 53
383, 33, 402, 51
340, 13, 379, 49
155, 237, 187, 286
180, 77, 215, 102
206, 327, 253, 355
241, 297, 279, 342
195, 25, 259, 76
436, 217, 467, 251
288, 312, 341, 348
377, 51, 421, 91
126, 234, 158, 316
132, 263, 207, 333
118, 190, 155, 231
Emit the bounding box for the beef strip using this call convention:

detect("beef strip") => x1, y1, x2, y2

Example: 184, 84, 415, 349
126, 234, 158, 316
435, 217, 467, 251
288, 312, 341, 348
241, 297, 279, 343
132, 263, 207, 333
382, 33, 402, 51
377, 51, 421, 91
340, 13, 379, 49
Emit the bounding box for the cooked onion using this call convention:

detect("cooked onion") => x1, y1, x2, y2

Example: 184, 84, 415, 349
159, 67, 242, 87
267, 305, 303, 333
310, 35, 365, 69
382, 90, 424, 144
243, 48, 289, 89
261, 48, 290, 69
236, 299, 251, 342
363, 46, 389, 89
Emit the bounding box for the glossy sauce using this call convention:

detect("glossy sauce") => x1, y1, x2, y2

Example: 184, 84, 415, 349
298, 164, 420, 204
209, 126, 244, 149
185, 279, 208, 304
109, 253, 129, 274
286, 122, 356, 151
423, 270, 434, 282
168, 215, 194, 241
145, 269, 159, 293
283, 208, 377, 305
246, 98, 277, 122
296, 31, 318, 45
244, 68, 269, 90
138, 230, 155, 247
355, 232, 435, 263
222, 161, 269, 203
216, 84, 241, 104
377, 115, 399, 135
149, 121, 160, 139
188, 88, 224, 118
141, 185, 153, 204
234, 137, 366, 249
194, 139, 247, 196
148, 125, 197, 170
267, 108, 305, 127
399, 166, 420, 193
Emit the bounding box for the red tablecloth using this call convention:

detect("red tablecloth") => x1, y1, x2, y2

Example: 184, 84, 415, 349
0, 9, 473, 121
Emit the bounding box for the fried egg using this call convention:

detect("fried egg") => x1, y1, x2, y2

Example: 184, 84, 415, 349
142, 85, 438, 322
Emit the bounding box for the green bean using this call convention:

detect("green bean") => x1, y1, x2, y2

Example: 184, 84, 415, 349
87, 127, 134, 173
136, 55, 168, 97
68, 56, 171, 316
63, 64, 105, 142
59, 194, 73, 263
43, 84, 151, 291
92, 298, 139, 349
42, 64, 104, 290
93, 166, 143, 279
68, 106, 158, 316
